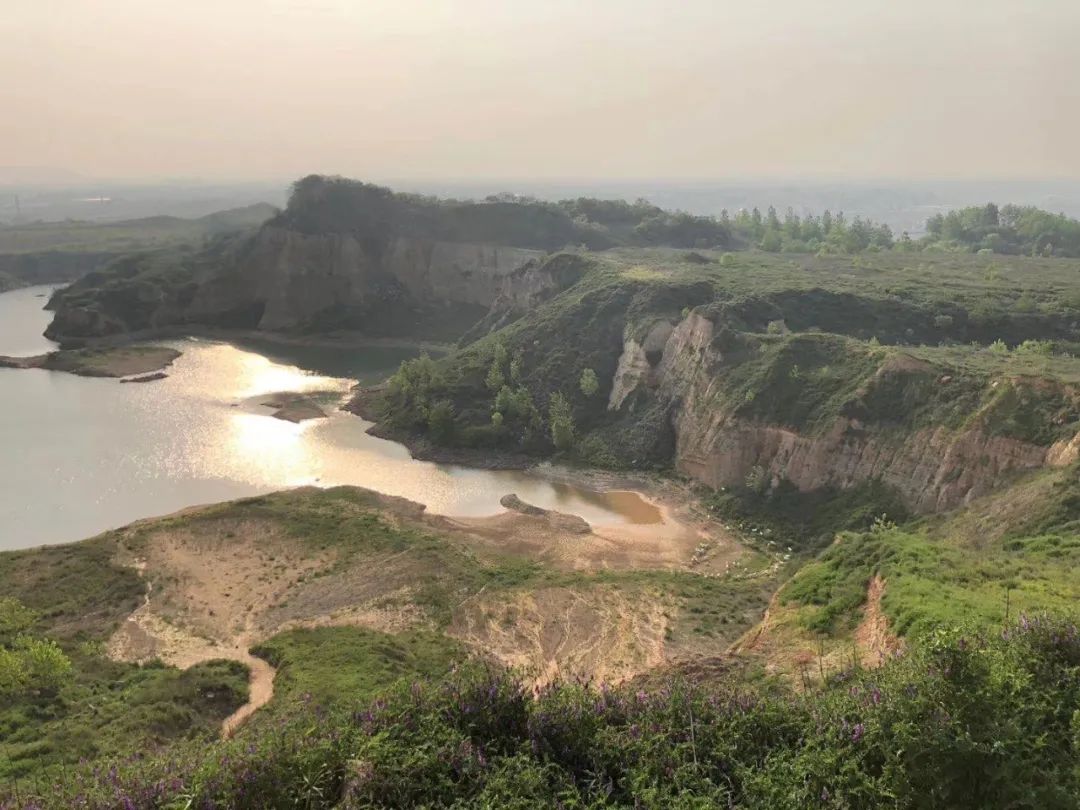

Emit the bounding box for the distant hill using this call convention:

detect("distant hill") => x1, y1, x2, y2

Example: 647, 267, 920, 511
0, 203, 278, 255
0, 202, 278, 291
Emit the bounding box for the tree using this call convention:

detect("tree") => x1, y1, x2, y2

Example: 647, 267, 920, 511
759, 230, 782, 252
579, 368, 600, 397
485, 360, 505, 392
750, 207, 763, 236
427, 400, 455, 442
15, 637, 72, 694
510, 350, 524, 383
0, 598, 36, 645
548, 393, 575, 451
0, 598, 72, 698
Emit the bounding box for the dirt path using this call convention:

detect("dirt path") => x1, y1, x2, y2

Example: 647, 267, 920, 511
853, 574, 901, 665
221, 648, 276, 738
104, 484, 755, 727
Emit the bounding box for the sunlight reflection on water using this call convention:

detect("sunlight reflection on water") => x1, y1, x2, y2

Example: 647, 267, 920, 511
0, 288, 661, 549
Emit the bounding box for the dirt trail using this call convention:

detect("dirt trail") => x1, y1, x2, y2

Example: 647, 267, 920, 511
104, 485, 752, 730
853, 574, 901, 666
108, 572, 281, 737
221, 649, 276, 737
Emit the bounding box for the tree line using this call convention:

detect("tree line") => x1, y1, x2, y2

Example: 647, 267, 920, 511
281, 176, 1080, 258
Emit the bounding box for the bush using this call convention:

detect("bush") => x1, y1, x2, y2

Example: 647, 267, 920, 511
28, 617, 1080, 808
579, 367, 600, 397
548, 393, 575, 452
427, 400, 455, 443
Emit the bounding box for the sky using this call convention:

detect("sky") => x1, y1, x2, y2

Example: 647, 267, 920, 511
3, 0, 1079, 183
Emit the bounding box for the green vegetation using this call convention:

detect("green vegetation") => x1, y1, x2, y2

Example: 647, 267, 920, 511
923, 203, 1080, 257
0, 599, 72, 700
0, 539, 247, 782
371, 246, 1080, 468
280, 177, 733, 250
14, 177, 1080, 806
14, 616, 1080, 808
0, 203, 275, 292
44, 232, 258, 337
728, 205, 896, 254
781, 465, 1080, 637
251, 627, 465, 711
704, 478, 911, 552
0, 204, 276, 256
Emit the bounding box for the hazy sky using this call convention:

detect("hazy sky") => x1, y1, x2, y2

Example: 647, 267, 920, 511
4, 0, 1079, 182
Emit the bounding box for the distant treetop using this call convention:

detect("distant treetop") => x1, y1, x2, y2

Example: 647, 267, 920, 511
278, 176, 1080, 259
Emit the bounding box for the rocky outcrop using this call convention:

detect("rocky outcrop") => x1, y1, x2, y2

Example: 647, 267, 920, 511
47, 224, 547, 341
608, 320, 678, 410
189, 226, 544, 332
609, 311, 1079, 514
463, 253, 592, 341
121, 372, 168, 383
674, 418, 1053, 514
499, 494, 592, 534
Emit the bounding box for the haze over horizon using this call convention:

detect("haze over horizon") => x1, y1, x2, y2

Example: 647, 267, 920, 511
5, 0, 1079, 184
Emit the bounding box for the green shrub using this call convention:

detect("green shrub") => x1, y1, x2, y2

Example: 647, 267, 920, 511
579, 367, 600, 397
549, 393, 575, 451
26, 618, 1080, 808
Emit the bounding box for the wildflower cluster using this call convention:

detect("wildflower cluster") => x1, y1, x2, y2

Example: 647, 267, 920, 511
5, 615, 1080, 808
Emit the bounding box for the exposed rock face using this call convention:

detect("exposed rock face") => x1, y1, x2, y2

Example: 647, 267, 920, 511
610, 312, 1079, 514
46, 224, 546, 341
190, 226, 543, 332
463, 253, 592, 341
608, 320, 677, 410
675, 418, 1052, 514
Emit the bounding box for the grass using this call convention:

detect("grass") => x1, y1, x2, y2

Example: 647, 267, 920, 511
0, 657, 248, 782
785, 526, 1080, 637
0, 537, 247, 782
590, 567, 778, 643
372, 246, 1080, 470
251, 626, 466, 712
0, 204, 275, 255
0, 537, 143, 642
15, 616, 1080, 808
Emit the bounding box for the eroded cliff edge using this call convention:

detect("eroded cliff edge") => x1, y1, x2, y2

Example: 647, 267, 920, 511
43, 176, 703, 342
357, 249, 1080, 516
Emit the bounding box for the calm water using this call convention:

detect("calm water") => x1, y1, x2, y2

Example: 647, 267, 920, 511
0, 286, 659, 550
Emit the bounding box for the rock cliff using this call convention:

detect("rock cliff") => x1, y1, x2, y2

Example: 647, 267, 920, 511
609, 311, 1080, 513
186, 225, 545, 332
45, 226, 547, 341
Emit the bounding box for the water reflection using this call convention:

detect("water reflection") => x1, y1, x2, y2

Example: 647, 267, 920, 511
0, 287, 661, 550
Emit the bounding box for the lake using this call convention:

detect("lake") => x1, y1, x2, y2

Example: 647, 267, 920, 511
0, 286, 659, 550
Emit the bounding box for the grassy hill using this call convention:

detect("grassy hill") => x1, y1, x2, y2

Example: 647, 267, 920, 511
0, 203, 277, 292
9, 179, 1080, 807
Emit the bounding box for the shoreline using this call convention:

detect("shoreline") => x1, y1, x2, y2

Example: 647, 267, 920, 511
14, 317, 724, 553
51, 324, 454, 355
348, 384, 719, 540
0, 345, 181, 379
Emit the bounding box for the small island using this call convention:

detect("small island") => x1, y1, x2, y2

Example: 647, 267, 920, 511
259, 392, 329, 423
0, 346, 181, 379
